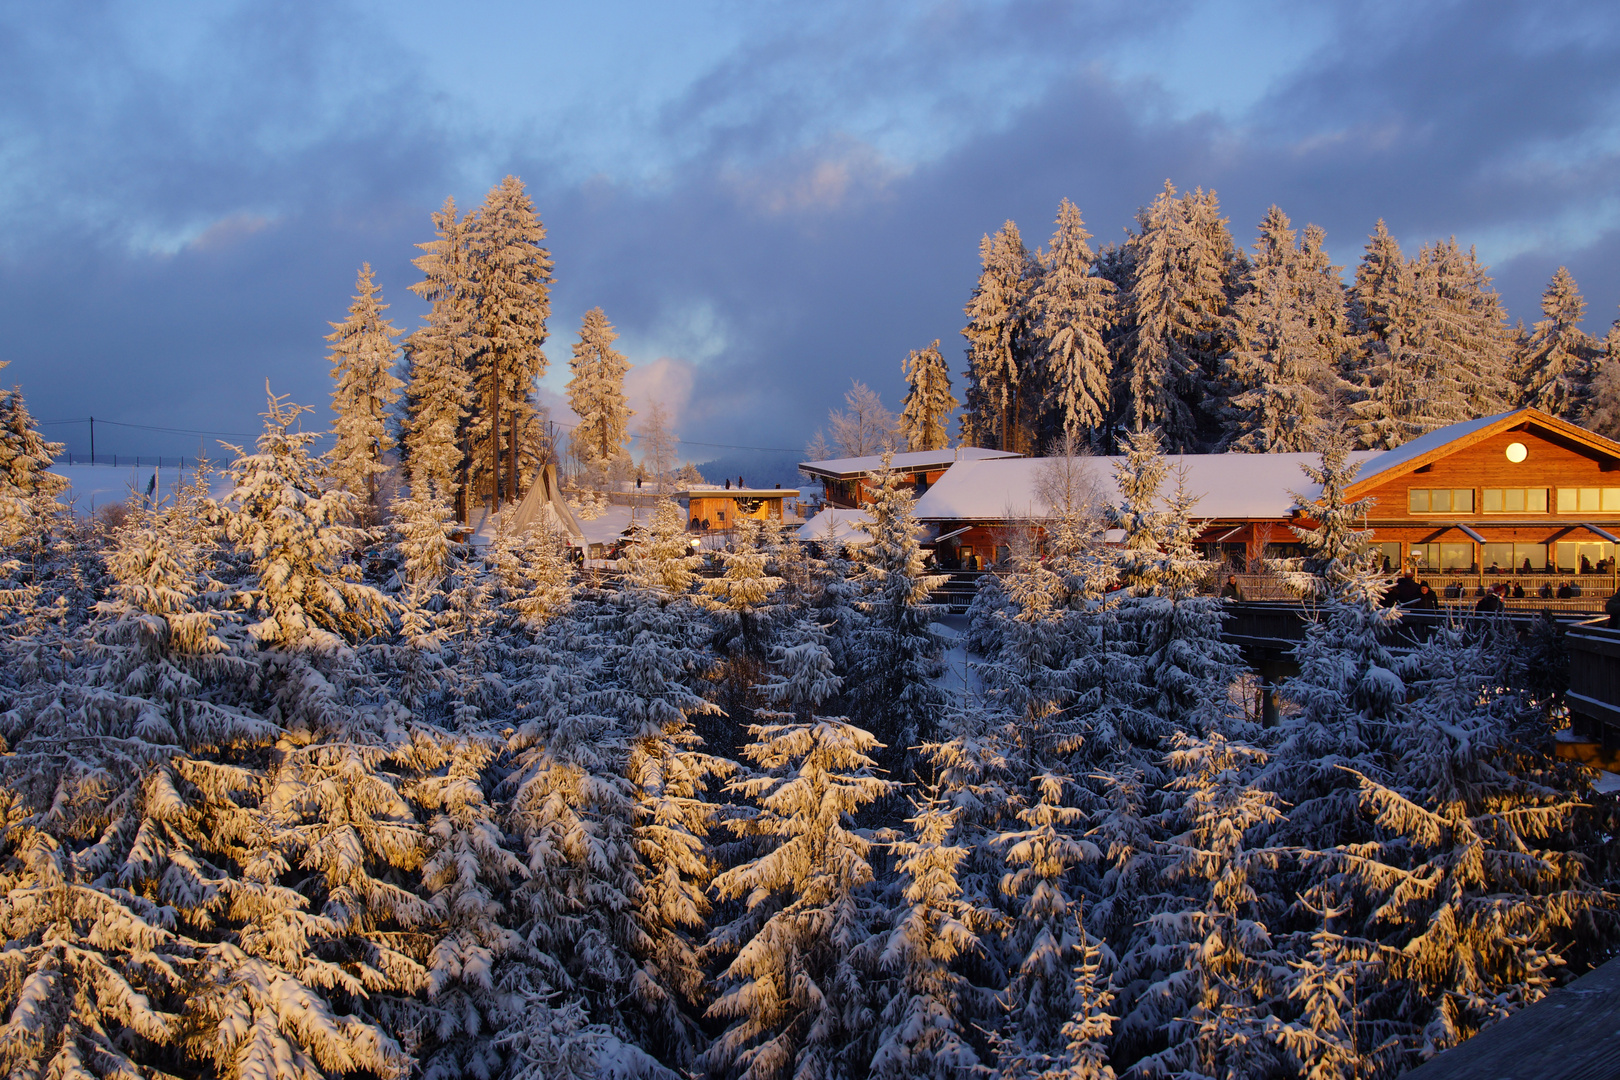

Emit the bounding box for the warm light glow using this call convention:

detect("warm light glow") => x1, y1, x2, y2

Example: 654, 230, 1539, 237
1506, 442, 1528, 463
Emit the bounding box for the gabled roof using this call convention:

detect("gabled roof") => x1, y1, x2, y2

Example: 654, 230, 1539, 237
798, 446, 1021, 480
913, 451, 1379, 523
1345, 407, 1620, 494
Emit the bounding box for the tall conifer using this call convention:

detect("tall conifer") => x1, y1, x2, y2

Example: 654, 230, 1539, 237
1519, 266, 1594, 417
899, 340, 958, 452
1031, 199, 1115, 447
406, 198, 478, 515
566, 307, 633, 468
467, 176, 553, 510
327, 264, 405, 519
962, 221, 1037, 452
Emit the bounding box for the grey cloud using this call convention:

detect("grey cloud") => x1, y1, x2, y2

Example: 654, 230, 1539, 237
0, 0, 1616, 466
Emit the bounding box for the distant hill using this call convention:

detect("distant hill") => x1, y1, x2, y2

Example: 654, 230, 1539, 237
689, 450, 806, 491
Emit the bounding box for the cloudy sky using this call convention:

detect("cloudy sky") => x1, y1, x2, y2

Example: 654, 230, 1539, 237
1, 0, 1616, 468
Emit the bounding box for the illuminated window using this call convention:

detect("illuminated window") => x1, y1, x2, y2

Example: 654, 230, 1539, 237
1408, 488, 1475, 513
1481, 488, 1548, 513
1482, 543, 1546, 571
1556, 488, 1620, 513
1411, 542, 1476, 572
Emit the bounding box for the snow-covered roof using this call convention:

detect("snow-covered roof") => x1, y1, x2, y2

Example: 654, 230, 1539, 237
798, 446, 1020, 479
796, 507, 874, 545
913, 451, 1380, 523
675, 487, 799, 499
1350, 412, 1514, 484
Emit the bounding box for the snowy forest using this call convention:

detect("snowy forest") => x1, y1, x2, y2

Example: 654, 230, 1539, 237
0, 172, 1616, 1080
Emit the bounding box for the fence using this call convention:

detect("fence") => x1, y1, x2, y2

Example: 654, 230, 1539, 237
62, 454, 197, 469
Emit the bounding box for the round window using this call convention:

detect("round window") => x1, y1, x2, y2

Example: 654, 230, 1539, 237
1505, 441, 1528, 463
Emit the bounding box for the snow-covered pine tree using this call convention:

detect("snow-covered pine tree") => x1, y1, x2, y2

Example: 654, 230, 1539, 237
0, 476, 256, 1080
1264, 439, 1407, 849
1291, 624, 1608, 1074
1114, 733, 1285, 1079
622, 498, 702, 601
327, 263, 406, 519
702, 516, 785, 665
1223, 206, 1333, 452
1518, 266, 1595, 418
848, 455, 947, 778
703, 711, 897, 1080
406, 197, 479, 516
1128, 471, 1244, 734
1115, 183, 1237, 453
566, 307, 633, 469
390, 487, 460, 711
899, 340, 959, 452
1346, 220, 1424, 449
412, 734, 529, 1080
962, 221, 1037, 452
870, 790, 990, 1079
215, 391, 437, 1073
590, 524, 731, 1067
466, 175, 553, 510
1407, 239, 1515, 428
223, 389, 394, 653
1584, 307, 1620, 440
0, 361, 68, 549
989, 770, 1102, 1075
1030, 199, 1115, 448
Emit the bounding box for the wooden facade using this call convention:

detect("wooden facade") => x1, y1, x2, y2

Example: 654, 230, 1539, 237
676, 488, 799, 532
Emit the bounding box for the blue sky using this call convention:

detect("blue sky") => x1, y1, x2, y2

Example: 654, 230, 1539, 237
1, 0, 1616, 465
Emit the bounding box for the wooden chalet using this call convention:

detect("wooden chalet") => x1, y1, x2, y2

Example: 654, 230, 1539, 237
798, 447, 1022, 509
911, 408, 1620, 598
676, 486, 799, 532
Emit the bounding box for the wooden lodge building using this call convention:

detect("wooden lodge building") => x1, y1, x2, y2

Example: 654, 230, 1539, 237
676, 486, 799, 533
886, 408, 1620, 599
799, 446, 1021, 509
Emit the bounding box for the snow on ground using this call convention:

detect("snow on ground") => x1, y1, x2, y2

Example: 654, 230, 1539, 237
931, 613, 980, 698
52, 462, 234, 514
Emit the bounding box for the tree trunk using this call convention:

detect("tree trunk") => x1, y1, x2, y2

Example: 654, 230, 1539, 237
508, 411, 519, 503
491, 354, 502, 512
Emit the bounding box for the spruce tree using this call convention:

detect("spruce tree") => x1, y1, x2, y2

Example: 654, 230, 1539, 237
847, 456, 947, 778
1346, 221, 1423, 448
467, 175, 553, 510
703, 713, 896, 1080
1116, 183, 1235, 452
870, 792, 989, 1078
1224, 207, 1323, 452
1030, 199, 1115, 447
962, 221, 1037, 452
1519, 266, 1594, 417
1408, 239, 1515, 428
1584, 307, 1620, 439
327, 263, 406, 518
406, 197, 478, 515
0, 361, 68, 548
898, 340, 958, 452
566, 306, 633, 468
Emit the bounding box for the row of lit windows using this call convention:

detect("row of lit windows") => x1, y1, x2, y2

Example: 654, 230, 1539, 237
1408, 487, 1620, 515
1406, 541, 1614, 573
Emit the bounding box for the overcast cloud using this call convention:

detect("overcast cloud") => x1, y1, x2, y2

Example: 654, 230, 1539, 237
0, 0, 1615, 465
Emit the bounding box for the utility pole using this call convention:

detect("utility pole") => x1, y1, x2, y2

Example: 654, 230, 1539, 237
89, 416, 94, 463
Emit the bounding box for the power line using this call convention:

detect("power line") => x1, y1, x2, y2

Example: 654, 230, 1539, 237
39, 417, 260, 439
42, 414, 801, 455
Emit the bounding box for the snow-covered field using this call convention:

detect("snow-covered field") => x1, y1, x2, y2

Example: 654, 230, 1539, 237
52, 462, 235, 514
